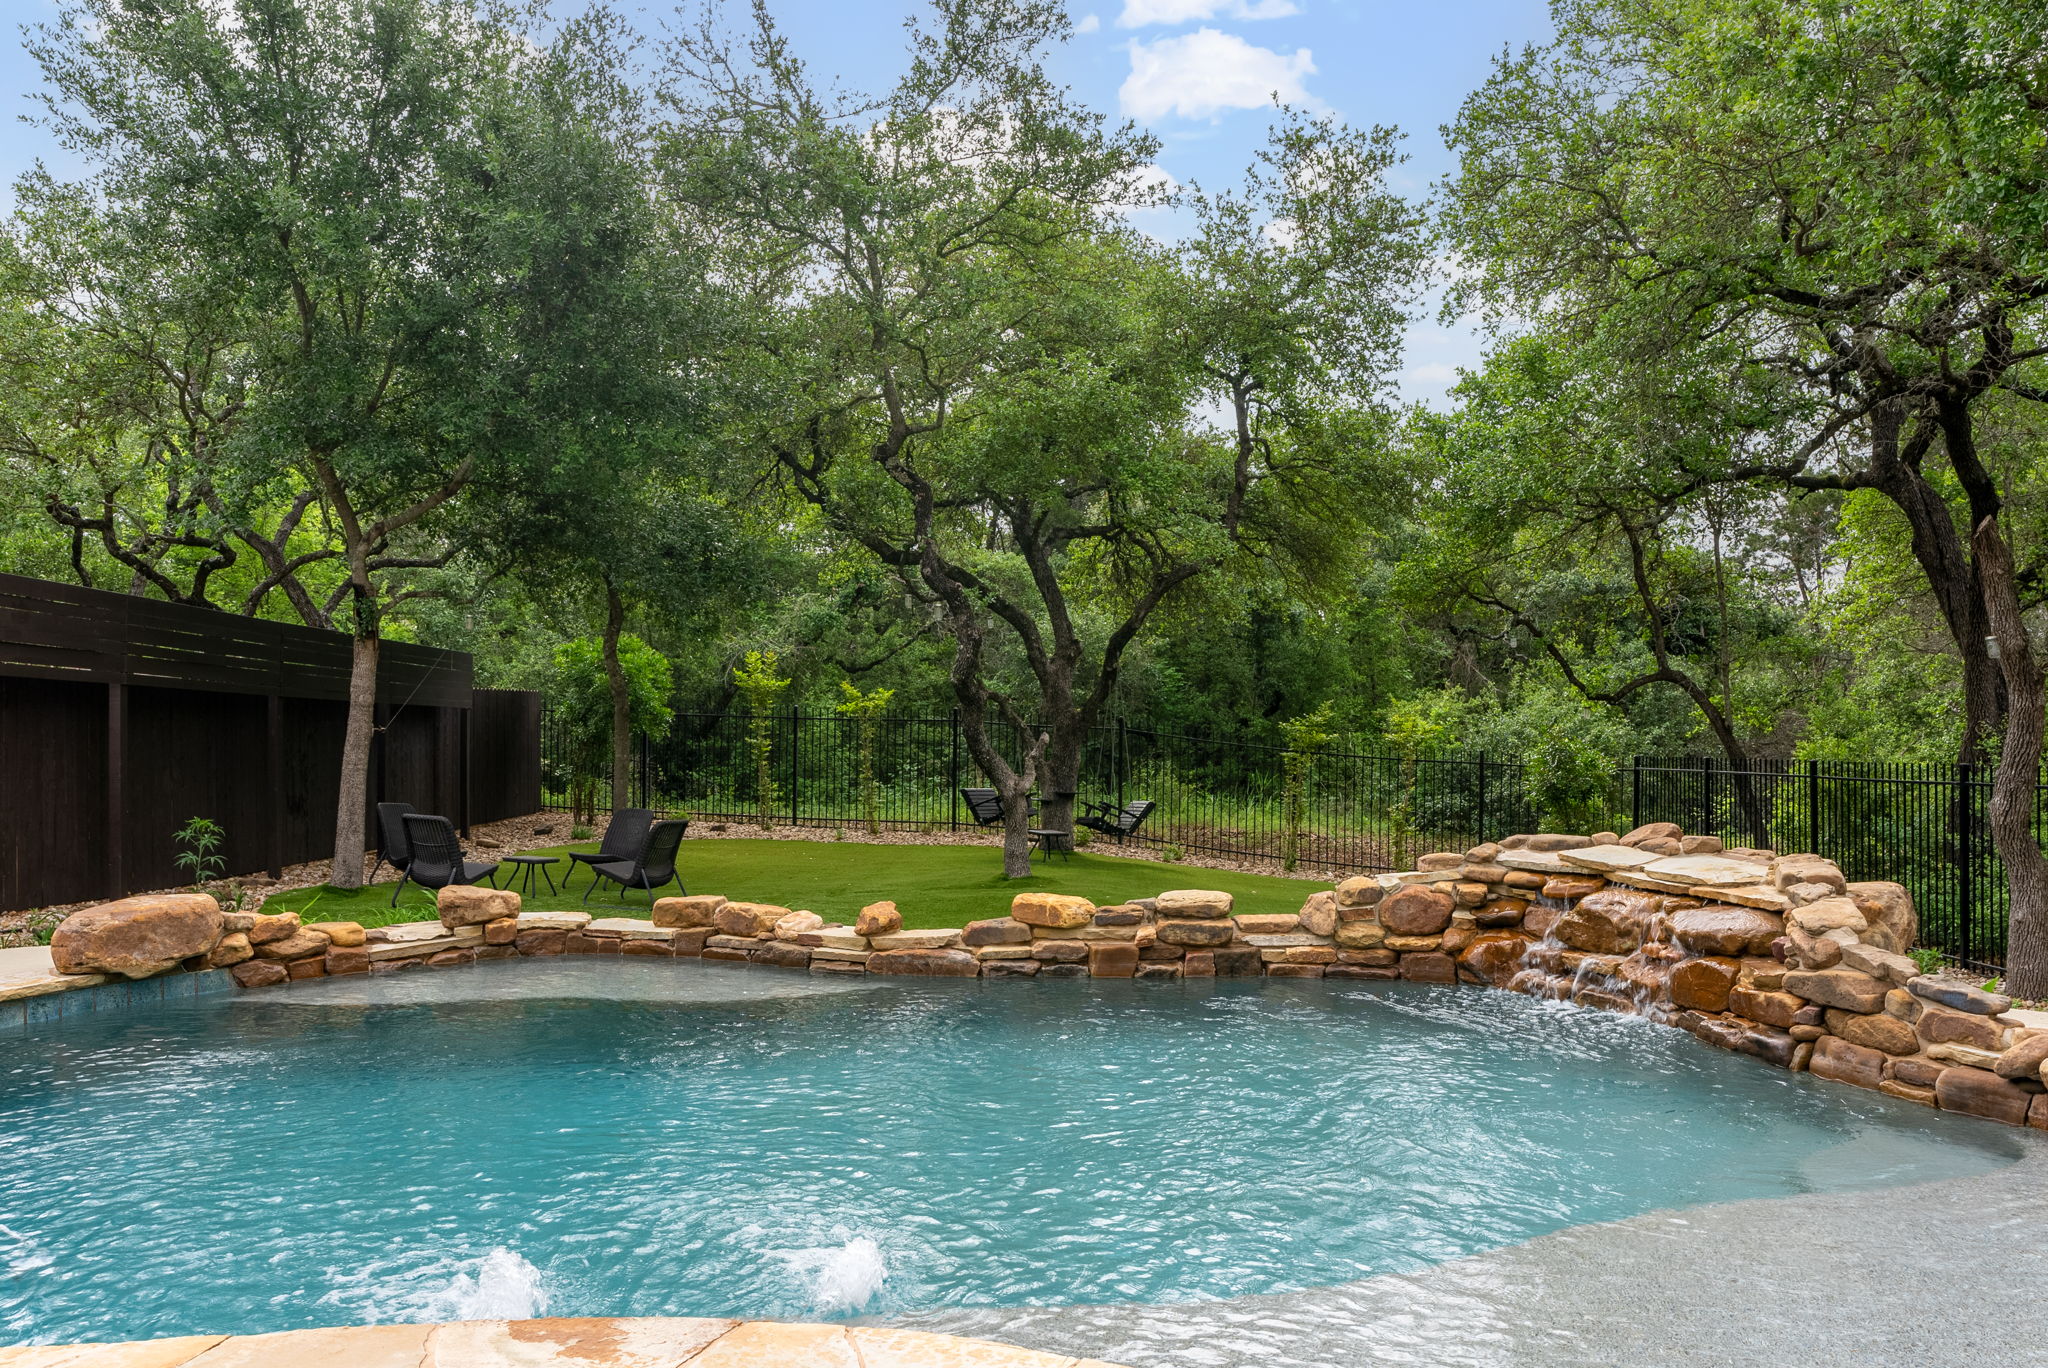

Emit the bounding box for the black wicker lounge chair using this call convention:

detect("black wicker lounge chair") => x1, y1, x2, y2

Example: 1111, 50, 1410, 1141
1076, 798, 1156, 844
565, 808, 654, 889
371, 801, 415, 884
393, 814, 500, 906
582, 819, 689, 906
960, 788, 1037, 826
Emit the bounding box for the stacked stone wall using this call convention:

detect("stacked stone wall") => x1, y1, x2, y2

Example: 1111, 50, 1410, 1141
41, 825, 2048, 1130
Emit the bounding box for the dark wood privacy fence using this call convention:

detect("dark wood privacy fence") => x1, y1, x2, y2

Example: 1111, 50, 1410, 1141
0, 573, 541, 910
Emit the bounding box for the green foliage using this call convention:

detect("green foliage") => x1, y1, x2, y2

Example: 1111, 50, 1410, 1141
1277, 703, 1338, 872
734, 650, 792, 829
1524, 733, 1620, 836
172, 817, 226, 890
836, 682, 897, 836
552, 635, 674, 814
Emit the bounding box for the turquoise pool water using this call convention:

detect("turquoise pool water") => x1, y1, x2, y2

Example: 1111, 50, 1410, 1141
0, 959, 2023, 1348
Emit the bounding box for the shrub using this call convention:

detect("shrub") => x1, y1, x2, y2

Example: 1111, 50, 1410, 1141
733, 650, 792, 829
835, 682, 895, 835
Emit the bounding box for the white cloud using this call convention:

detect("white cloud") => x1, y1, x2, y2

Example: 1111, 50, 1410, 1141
1076, 13, 1102, 32
1406, 362, 1459, 386
1118, 0, 1300, 27
1119, 29, 1318, 122
1120, 162, 1182, 203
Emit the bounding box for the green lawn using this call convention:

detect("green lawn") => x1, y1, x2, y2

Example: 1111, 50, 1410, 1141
262, 838, 1324, 931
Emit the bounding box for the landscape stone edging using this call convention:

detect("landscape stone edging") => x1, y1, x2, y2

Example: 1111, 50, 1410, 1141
38, 823, 2048, 1131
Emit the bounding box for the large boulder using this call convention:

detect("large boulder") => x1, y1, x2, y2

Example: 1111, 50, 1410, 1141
866, 948, 979, 978
1846, 881, 1917, 953
1458, 931, 1532, 987
652, 895, 728, 929
1552, 890, 1661, 956
854, 901, 903, 937
51, 894, 223, 979
1907, 976, 2011, 1016
1771, 854, 1846, 895
1155, 919, 1236, 948
774, 910, 827, 940
1010, 893, 1095, 930
962, 917, 1032, 947
713, 902, 790, 938
1333, 877, 1384, 910
1668, 957, 1739, 1013
1668, 905, 1784, 957
1296, 892, 1338, 938
1935, 1068, 2036, 1125
438, 885, 520, 929
1378, 884, 1454, 936
245, 911, 301, 945
1822, 1008, 1920, 1056
1156, 889, 1233, 919
1784, 968, 1889, 1013
1994, 1033, 2048, 1081
1786, 897, 1868, 936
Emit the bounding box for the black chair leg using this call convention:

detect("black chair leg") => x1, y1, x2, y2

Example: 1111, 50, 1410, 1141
390, 873, 408, 908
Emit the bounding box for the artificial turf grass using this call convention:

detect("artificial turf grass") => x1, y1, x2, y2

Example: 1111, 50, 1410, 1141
262, 837, 1324, 931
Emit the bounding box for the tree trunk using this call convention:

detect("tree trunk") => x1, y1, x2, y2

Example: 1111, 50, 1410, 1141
1000, 781, 1035, 877
328, 630, 380, 889
1973, 515, 2048, 997
602, 583, 631, 814
1038, 726, 1085, 851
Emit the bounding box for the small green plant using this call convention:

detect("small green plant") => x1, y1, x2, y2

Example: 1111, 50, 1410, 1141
1982, 977, 2004, 995
1073, 826, 1094, 847
734, 649, 793, 829
1278, 703, 1338, 871
1162, 844, 1185, 863
172, 816, 227, 889
21, 908, 62, 946
835, 681, 896, 835
834, 826, 846, 841
571, 823, 594, 842
1908, 947, 1943, 975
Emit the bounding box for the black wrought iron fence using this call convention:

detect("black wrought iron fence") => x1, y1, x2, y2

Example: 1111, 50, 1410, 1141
544, 708, 1542, 869
1627, 756, 2032, 973
541, 707, 2033, 971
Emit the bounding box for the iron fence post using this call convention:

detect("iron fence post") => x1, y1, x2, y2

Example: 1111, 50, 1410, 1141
1958, 761, 1974, 966
1806, 757, 1820, 852
789, 709, 801, 825
1117, 716, 1127, 814
1631, 755, 1641, 830
949, 707, 961, 829
1477, 751, 1488, 844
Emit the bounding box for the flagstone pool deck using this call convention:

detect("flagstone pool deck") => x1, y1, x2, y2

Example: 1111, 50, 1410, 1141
0, 1319, 1128, 1368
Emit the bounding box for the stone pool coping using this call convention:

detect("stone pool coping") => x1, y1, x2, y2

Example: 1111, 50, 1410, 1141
0, 1319, 1130, 1368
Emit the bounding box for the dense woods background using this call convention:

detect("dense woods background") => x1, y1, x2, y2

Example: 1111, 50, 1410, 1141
3, 0, 2046, 979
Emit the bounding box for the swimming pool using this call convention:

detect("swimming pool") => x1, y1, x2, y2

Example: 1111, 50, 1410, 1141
0, 959, 2022, 1353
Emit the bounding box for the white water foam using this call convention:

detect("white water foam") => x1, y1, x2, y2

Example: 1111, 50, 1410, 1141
0, 1224, 53, 1279
320, 1247, 548, 1323
773, 1235, 887, 1314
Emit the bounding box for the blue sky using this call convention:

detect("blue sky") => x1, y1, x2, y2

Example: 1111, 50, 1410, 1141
0, 0, 1556, 404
